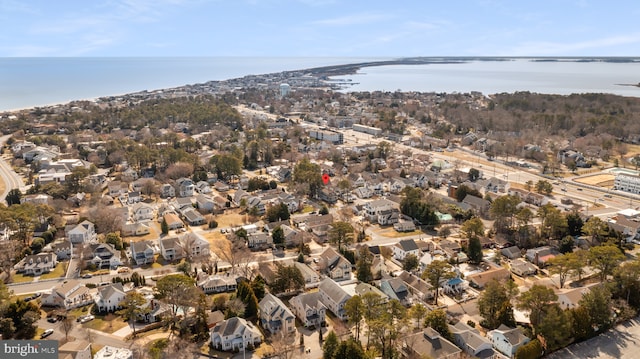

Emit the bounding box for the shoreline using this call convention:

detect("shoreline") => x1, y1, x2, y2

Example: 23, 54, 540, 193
2, 56, 640, 114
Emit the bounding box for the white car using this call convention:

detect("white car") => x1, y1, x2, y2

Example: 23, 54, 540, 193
79, 315, 95, 323
41, 329, 54, 338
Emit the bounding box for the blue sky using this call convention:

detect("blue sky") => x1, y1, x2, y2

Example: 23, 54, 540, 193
1, 0, 639, 57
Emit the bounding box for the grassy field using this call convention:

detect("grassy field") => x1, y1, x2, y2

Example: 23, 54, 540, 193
40, 262, 68, 280
11, 273, 34, 283
82, 313, 128, 333
375, 227, 423, 238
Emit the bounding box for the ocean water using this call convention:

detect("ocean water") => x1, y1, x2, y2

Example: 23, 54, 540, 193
0, 57, 381, 112
332, 58, 640, 97
2, 57, 640, 112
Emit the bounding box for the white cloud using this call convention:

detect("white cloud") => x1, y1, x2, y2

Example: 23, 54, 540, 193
312, 12, 391, 26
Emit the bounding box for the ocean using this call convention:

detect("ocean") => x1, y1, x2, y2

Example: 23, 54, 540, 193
1, 57, 639, 112
0, 57, 380, 112
332, 58, 640, 97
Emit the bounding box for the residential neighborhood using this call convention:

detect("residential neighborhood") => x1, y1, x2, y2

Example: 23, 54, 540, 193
2, 63, 640, 359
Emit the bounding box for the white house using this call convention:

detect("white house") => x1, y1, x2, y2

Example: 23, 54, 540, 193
210, 317, 262, 352
393, 239, 420, 261
83, 243, 122, 269
449, 321, 495, 358
258, 293, 296, 335
318, 278, 351, 320
67, 220, 97, 244
294, 262, 320, 288
289, 292, 327, 328
158, 237, 184, 261
363, 198, 398, 222
160, 183, 176, 198
14, 252, 57, 276
41, 280, 93, 310
94, 283, 126, 313
131, 203, 154, 222
198, 274, 238, 294
488, 325, 530, 358
176, 178, 195, 197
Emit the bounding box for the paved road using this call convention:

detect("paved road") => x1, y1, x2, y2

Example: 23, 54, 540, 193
0, 134, 25, 202
547, 318, 640, 359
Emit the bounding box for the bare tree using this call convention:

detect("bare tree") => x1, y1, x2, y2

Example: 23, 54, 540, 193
87, 205, 124, 235
178, 233, 198, 260
0, 240, 19, 282
60, 313, 75, 342
270, 330, 298, 359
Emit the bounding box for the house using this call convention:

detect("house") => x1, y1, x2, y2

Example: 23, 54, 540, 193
380, 277, 411, 306
131, 203, 154, 222
58, 340, 92, 359
158, 237, 184, 261
557, 283, 598, 310
401, 328, 462, 359
318, 187, 338, 204
213, 181, 230, 192
484, 177, 509, 193
198, 274, 238, 294
176, 178, 195, 197
83, 243, 122, 269
466, 266, 511, 289
294, 262, 320, 288
397, 271, 434, 302
41, 280, 93, 309
129, 240, 156, 265
364, 198, 399, 223
394, 220, 416, 232
318, 278, 351, 320
442, 277, 466, 296
127, 191, 141, 204
196, 194, 216, 213
183, 233, 211, 258
289, 292, 327, 328
14, 252, 57, 276
259, 293, 296, 335
448, 321, 495, 359
183, 208, 206, 226
510, 259, 537, 277
94, 283, 126, 313
50, 240, 73, 260
67, 220, 97, 244
121, 222, 151, 237
196, 181, 212, 194
247, 232, 272, 249
210, 317, 262, 352
501, 246, 522, 260
108, 181, 128, 197
462, 194, 490, 217
393, 239, 420, 261
163, 213, 184, 230
318, 247, 352, 282
21, 193, 53, 206
488, 325, 530, 358
132, 178, 152, 193
160, 183, 176, 198
525, 246, 555, 267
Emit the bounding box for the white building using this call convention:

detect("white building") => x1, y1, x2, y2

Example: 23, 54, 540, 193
308, 129, 343, 145
280, 83, 291, 97
614, 173, 640, 194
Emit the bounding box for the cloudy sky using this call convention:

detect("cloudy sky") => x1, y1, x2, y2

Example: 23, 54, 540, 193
1, 0, 639, 57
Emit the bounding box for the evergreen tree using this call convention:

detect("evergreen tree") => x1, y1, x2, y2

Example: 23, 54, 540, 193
323, 331, 339, 359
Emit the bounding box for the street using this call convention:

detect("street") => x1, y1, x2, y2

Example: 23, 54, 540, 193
0, 134, 25, 202
548, 318, 640, 359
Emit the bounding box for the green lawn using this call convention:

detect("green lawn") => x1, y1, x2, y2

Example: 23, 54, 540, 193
40, 262, 68, 280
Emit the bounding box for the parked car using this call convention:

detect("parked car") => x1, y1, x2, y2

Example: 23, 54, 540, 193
81, 274, 92, 279
117, 267, 130, 273
41, 329, 54, 338
47, 317, 57, 323
79, 315, 95, 324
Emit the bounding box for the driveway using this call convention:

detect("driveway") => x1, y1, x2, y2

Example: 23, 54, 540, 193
547, 318, 640, 359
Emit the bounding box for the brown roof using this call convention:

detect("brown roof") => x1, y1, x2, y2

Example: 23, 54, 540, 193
467, 267, 510, 288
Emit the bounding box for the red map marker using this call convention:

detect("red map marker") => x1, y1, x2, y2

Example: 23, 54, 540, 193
322, 173, 330, 185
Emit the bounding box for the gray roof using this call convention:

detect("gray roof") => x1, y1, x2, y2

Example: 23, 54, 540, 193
319, 278, 351, 304
397, 239, 419, 252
